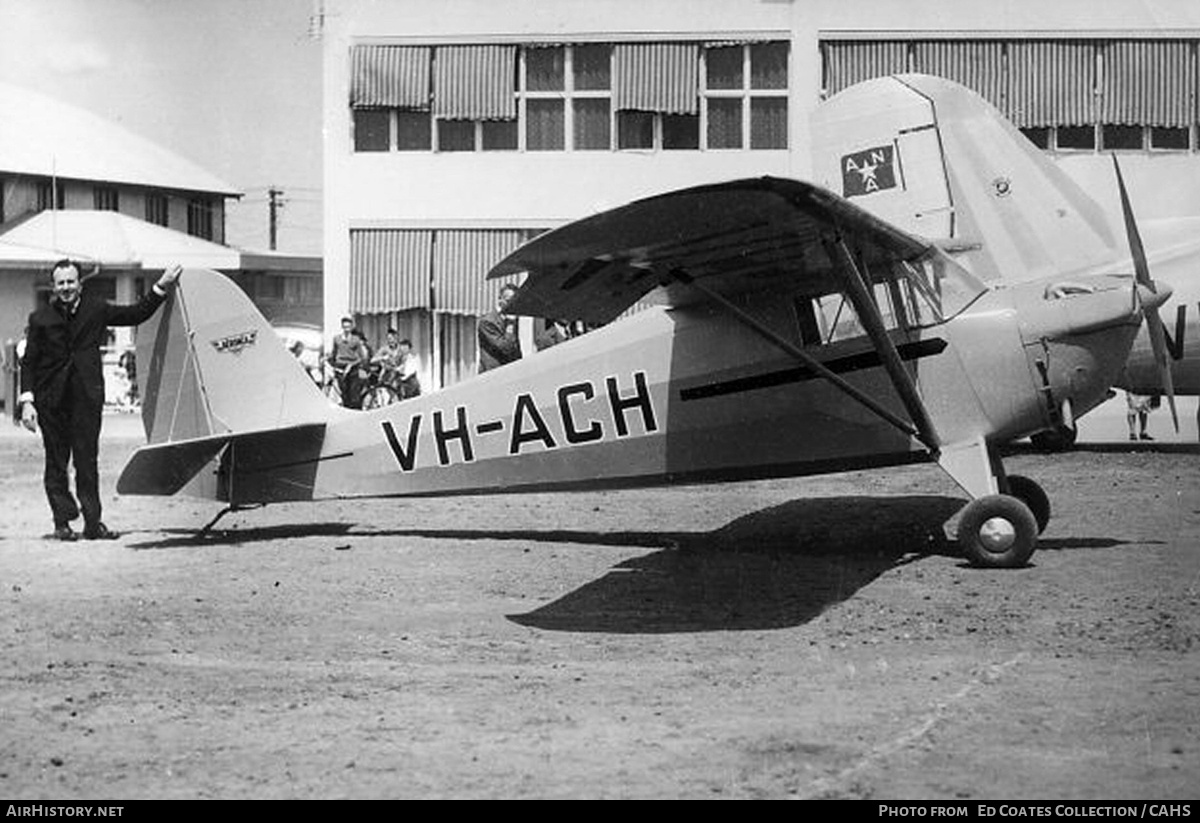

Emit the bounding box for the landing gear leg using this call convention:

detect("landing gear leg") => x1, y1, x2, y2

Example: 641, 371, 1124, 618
938, 436, 1040, 568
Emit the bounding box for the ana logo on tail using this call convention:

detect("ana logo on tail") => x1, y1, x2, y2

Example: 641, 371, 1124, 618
842, 145, 898, 198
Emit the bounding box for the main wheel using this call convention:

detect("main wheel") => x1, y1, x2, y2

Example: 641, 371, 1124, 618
1004, 474, 1050, 534
957, 494, 1039, 569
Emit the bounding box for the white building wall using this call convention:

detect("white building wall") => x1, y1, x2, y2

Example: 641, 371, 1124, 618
322, 0, 1200, 335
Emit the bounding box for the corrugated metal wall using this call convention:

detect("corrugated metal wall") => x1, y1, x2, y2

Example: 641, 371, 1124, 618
613, 43, 699, 114
433, 45, 517, 120
350, 45, 431, 108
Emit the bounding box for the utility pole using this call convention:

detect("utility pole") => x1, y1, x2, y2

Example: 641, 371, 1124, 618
308, 0, 325, 40
268, 186, 284, 250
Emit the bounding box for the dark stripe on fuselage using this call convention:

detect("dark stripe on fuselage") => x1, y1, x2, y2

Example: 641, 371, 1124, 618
679, 337, 948, 402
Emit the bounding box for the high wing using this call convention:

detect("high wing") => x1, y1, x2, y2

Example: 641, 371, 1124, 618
489, 176, 933, 325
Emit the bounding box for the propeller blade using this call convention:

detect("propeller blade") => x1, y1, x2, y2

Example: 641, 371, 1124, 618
1113, 156, 1179, 432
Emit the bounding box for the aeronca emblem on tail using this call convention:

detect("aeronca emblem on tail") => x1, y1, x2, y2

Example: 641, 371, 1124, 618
842, 145, 897, 197
211, 330, 258, 354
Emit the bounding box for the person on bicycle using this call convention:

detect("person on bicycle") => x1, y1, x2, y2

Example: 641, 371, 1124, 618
330, 316, 368, 409
371, 328, 405, 398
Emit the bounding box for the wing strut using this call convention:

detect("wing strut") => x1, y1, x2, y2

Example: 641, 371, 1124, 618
827, 238, 942, 452
668, 268, 926, 443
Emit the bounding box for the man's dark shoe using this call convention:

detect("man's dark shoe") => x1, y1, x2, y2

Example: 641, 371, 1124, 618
52, 524, 78, 542
83, 522, 120, 540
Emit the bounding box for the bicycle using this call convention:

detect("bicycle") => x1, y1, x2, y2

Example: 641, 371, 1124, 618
359, 362, 400, 410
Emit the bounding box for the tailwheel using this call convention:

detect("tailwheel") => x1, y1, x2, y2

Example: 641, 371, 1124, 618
956, 494, 1038, 569
1004, 474, 1050, 534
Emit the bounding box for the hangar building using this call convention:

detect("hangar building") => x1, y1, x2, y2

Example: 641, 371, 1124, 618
320, 0, 1200, 391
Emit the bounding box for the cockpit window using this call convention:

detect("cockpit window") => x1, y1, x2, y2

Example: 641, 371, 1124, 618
794, 249, 985, 345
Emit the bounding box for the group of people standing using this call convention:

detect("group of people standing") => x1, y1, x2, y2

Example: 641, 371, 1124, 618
328, 317, 421, 409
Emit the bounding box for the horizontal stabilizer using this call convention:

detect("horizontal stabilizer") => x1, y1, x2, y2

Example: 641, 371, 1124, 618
117, 434, 232, 496
118, 423, 328, 503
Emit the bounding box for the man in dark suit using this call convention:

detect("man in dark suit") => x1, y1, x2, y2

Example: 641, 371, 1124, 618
477, 283, 522, 373
19, 260, 181, 541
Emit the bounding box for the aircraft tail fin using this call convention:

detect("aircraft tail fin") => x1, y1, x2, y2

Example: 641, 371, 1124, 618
136, 267, 335, 445
811, 73, 1119, 284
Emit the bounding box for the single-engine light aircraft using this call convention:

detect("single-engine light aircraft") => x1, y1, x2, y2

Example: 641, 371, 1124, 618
811, 73, 1195, 444
117, 80, 1174, 569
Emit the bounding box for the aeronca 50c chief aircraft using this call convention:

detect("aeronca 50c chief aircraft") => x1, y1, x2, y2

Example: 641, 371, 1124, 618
118, 74, 1175, 569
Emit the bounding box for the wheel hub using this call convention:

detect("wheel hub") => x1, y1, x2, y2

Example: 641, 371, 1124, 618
978, 516, 1017, 553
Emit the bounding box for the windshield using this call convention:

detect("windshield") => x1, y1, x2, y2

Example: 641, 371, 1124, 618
799, 247, 987, 346
901, 249, 986, 324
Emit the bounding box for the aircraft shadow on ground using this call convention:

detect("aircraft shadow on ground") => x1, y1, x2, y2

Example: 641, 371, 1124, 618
505, 495, 966, 634
129, 521, 356, 549
127, 494, 1135, 633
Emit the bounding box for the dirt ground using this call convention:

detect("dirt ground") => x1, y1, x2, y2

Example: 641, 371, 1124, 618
1, 413, 1198, 800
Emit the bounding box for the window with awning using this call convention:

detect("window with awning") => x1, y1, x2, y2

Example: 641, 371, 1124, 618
821, 38, 1199, 152
433, 45, 517, 120
434, 229, 531, 315
913, 40, 1005, 111
349, 228, 542, 317
824, 40, 908, 98
349, 39, 787, 152
1007, 40, 1095, 127
613, 42, 699, 114
349, 229, 433, 314
1101, 40, 1195, 127
350, 45, 431, 109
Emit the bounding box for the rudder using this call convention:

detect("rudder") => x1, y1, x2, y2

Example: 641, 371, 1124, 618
811, 74, 1119, 284
138, 267, 335, 445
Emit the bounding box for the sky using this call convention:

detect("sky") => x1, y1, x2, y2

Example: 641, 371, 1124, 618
0, 0, 324, 255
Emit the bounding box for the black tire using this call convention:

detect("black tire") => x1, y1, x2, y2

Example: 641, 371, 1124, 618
1029, 425, 1077, 452
957, 494, 1038, 569
1005, 474, 1050, 534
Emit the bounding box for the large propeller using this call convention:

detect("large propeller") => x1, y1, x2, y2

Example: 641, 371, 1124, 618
1112, 156, 1179, 432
